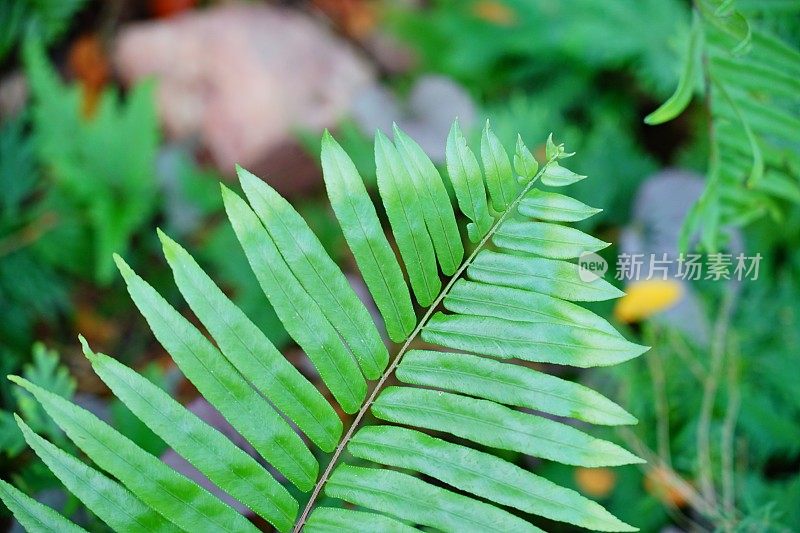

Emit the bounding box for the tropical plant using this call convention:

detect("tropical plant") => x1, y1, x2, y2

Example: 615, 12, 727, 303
0, 122, 649, 532
645, 0, 800, 250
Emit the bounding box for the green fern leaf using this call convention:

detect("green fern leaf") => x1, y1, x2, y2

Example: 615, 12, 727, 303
326, 465, 543, 533
514, 134, 539, 181
444, 279, 619, 333
221, 185, 366, 413
114, 254, 318, 490
393, 124, 464, 276
375, 130, 441, 306
237, 166, 388, 378
82, 340, 297, 531
423, 313, 646, 367
9, 377, 259, 532
371, 387, 642, 467
647, 5, 800, 246
4, 123, 644, 532
158, 230, 341, 451
0, 478, 87, 533
320, 131, 416, 342
468, 250, 625, 301
348, 426, 635, 531
481, 120, 521, 210
446, 120, 494, 241
519, 189, 603, 222
396, 350, 637, 426
305, 507, 417, 532
15, 416, 179, 533
493, 219, 610, 259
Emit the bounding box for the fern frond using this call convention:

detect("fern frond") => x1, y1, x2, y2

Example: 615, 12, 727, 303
647, 0, 800, 248
4, 122, 645, 532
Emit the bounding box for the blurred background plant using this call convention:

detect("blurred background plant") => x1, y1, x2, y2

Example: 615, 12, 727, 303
0, 0, 798, 531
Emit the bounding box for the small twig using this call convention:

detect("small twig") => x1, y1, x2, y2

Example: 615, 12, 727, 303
696, 284, 738, 509
721, 334, 740, 529
645, 326, 672, 466
619, 427, 718, 524
668, 329, 707, 383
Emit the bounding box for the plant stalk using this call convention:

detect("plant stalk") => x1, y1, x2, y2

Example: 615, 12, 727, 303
292, 155, 557, 532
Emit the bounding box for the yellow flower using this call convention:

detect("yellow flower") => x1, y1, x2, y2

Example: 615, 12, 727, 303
614, 279, 683, 323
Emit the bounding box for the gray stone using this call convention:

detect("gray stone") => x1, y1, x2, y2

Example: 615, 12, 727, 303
114, 4, 375, 176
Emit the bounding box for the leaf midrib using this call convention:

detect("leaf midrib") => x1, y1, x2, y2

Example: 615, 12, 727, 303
291, 156, 556, 532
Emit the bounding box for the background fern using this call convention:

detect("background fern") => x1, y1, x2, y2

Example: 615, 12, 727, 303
645, 0, 800, 251
1, 123, 647, 532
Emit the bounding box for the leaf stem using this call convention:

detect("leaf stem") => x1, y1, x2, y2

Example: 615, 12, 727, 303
292, 157, 557, 532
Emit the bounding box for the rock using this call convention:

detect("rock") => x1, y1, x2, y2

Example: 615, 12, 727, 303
113, 4, 375, 187
0, 71, 27, 119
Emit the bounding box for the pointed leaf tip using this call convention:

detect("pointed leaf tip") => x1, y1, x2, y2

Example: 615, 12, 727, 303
77, 335, 95, 361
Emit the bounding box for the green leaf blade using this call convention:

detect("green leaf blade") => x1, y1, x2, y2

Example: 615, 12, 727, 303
326, 464, 543, 532
9, 377, 259, 533
445, 279, 619, 335
540, 163, 587, 187
468, 250, 624, 302
114, 254, 319, 490
375, 130, 441, 307
423, 313, 647, 368
0, 478, 87, 533
519, 189, 602, 222
320, 131, 416, 343
393, 124, 464, 276
446, 120, 494, 242
480, 120, 520, 210
372, 387, 643, 467
15, 416, 179, 533
513, 135, 538, 183
158, 231, 341, 452
349, 426, 636, 532
237, 166, 388, 379
644, 13, 701, 125
397, 350, 636, 425
84, 343, 298, 531
305, 507, 418, 533
493, 219, 610, 259
222, 186, 366, 414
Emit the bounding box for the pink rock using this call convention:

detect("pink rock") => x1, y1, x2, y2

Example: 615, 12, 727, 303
114, 4, 375, 177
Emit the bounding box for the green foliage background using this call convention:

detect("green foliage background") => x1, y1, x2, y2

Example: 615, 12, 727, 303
1, 0, 799, 531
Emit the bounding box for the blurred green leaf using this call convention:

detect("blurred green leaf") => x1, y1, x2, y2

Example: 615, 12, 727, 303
24, 38, 160, 283
0, 0, 88, 59
12, 343, 75, 445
